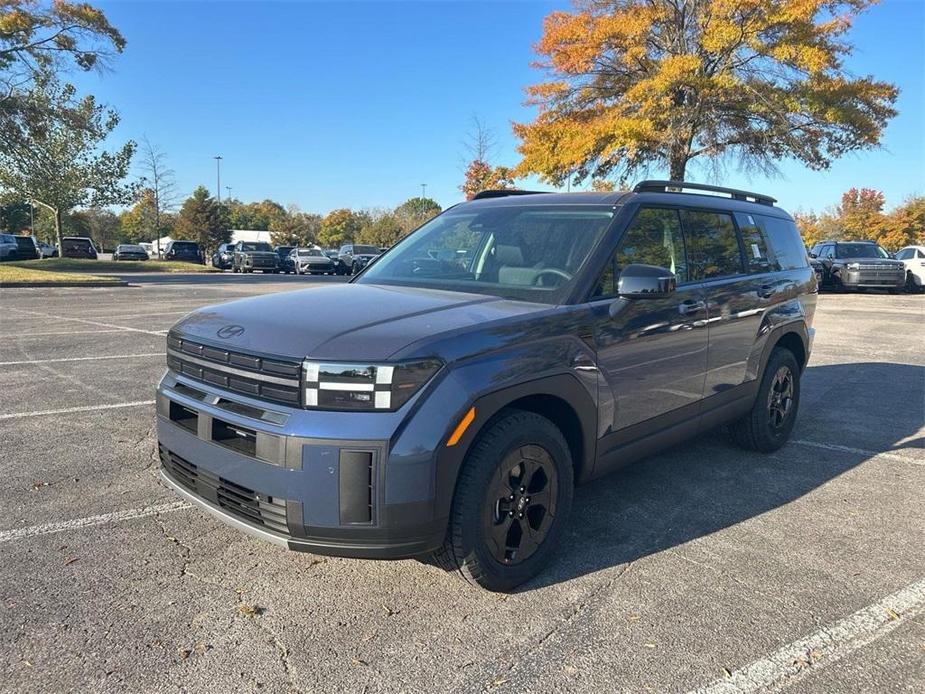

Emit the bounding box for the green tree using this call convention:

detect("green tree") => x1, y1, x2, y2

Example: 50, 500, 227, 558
120, 187, 175, 243
0, 199, 32, 233
357, 211, 404, 248
317, 208, 370, 248
1, 0, 125, 154
226, 199, 287, 230
72, 206, 120, 250
269, 207, 322, 247
514, 0, 898, 184
175, 185, 229, 255
0, 77, 135, 251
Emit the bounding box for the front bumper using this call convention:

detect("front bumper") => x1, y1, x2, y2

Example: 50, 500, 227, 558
155, 371, 446, 558
298, 262, 335, 273
841, 268, 905, 288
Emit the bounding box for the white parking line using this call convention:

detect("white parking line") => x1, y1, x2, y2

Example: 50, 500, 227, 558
0, 501, 190, 544
0, 329, 127, 338
0, 353, 162, 366
791, 439, 924, 466
688, 576, 925, 694
7, 307, 168, 337
0, 400, 155, 420
82, 310, 192, 320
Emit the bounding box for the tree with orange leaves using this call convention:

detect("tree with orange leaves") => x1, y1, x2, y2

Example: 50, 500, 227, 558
514, 0, 898, 186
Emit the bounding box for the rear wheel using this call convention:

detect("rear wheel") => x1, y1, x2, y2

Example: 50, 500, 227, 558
730, 347, 800, 453
430, 409, 574, 591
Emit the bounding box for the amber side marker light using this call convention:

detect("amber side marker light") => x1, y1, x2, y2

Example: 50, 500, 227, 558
446, 407, 476, 447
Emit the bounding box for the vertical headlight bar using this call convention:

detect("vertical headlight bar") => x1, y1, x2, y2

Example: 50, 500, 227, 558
301, 360, 441, 411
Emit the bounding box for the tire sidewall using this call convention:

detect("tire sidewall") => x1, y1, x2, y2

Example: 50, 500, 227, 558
756, 349, 801, 449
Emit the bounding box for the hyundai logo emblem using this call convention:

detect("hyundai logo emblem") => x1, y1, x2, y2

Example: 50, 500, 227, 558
217, 324, 245, 339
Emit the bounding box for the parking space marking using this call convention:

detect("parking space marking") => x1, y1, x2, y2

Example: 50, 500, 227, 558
0, 400, 155, 420
0, 501, 190, 544
6, 307, 169, 337
82, 309, 193, 320
0, 353, 162, 366
688, 576, 925, 694
792, 439, 924, 466
0, 329, 127, 338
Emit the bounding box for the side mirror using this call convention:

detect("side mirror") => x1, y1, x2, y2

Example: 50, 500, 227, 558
808, 252, 817, 258
617, 264, 676, 299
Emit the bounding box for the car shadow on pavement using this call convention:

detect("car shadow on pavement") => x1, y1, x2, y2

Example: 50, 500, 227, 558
520, 361, 925, 591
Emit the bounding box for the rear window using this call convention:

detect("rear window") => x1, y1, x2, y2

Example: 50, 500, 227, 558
755, 215, 808, 270
681, 210, 744, 280
172, 242, 199, 250
14, 237, 34, 248
63, 238, 93, 250
354, 245, 379, 255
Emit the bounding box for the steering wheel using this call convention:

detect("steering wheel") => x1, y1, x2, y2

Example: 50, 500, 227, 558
532, 268, 573, 287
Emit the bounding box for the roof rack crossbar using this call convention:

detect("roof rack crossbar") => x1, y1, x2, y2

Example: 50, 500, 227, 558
471, 189, 550, 200
633, 180, 776, 205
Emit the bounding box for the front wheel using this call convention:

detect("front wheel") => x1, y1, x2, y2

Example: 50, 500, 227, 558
430, 409, 574, 591
730, 347, 801, 453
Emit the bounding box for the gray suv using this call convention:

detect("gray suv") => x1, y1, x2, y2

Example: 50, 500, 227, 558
157, 181, 817, 590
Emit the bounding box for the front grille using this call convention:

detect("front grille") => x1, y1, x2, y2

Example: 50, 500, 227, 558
854, 263, 902, 271
167, 333, 301, 406
160, 445, 290, 535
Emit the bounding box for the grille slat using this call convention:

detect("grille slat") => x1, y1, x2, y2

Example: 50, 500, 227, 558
166, 333, 301, 406
159, 445, 291, 536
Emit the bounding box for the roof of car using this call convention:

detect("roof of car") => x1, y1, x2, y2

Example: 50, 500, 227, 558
815, 239, 878, 245
461, 182, 792, 218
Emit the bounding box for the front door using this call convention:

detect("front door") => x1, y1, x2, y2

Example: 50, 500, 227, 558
592, 207, 709, 437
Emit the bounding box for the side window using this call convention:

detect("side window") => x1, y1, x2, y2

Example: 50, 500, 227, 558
895, 249, 909, 260
681, 210, 743, 280
734, 212, 780, 274
592, 208, 687, 298
917, 249, 925, 259
822, 245, 835, 259
754, 215, 809, 270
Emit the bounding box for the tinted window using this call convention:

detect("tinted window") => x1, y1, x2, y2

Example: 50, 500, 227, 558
917, 249, 925, 259
593, 208, 687, 298
735, 213, 780, 273
895, 249, 910, 260
239, 242, 270, 252
354, 245, 379, 255
172, 242, 199, 250
682, 210, 743, 280
63, 238, 92, 250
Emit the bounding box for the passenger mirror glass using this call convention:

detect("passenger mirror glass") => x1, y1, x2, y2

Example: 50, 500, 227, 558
617, 264, 676, 300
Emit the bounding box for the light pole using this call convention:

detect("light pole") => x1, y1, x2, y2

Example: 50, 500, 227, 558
214, 155, 223, 203
225, 186, 232, 202
420, 184, 427, 215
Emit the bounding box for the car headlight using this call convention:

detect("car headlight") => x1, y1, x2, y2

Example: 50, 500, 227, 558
846, 262, 861, 270
301, 359, 442, 411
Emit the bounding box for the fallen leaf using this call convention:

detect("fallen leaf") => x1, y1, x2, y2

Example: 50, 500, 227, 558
237, 602, 262, 618
643, 643, 657, 649
351, 657, 368, 667
63, 557, 79, 566
30, 481, 48, 491
489, 676, 508, 689
722, 667, 732, 679
626, 613, 641, 622
887, 608, 900, 621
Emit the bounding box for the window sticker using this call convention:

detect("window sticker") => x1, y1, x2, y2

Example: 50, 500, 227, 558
751, 243, 762, 259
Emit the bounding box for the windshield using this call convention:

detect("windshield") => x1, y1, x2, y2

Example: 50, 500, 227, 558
354, 245, 379, 255
240, 242, 271, 252
172, 242, 198, 250
298, 249, 322, 256
836, 243, 889, 259
357, 205, 614, 303
276, 246, 294, 255
63, 238, 92, 249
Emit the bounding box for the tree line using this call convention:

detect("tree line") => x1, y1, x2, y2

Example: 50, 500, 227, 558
795, 190, 925, 252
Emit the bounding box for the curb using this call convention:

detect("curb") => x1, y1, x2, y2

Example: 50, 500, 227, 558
0, 280, 128, 288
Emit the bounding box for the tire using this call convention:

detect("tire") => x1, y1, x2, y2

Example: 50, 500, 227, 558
430, 409, 574, 591
730, 347, 801, 453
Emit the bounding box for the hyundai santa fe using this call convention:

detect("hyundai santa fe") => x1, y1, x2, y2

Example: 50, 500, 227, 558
156, 181, 817, 591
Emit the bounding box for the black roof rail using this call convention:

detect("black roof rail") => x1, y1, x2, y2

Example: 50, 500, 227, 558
633, 180, 776, 206
472, 189, 549, 200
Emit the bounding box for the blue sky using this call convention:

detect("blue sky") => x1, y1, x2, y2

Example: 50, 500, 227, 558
75, 0, 924, 215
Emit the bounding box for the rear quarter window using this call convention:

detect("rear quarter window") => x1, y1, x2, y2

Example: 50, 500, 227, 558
734, 213, 780, 274
755, 215, 808, 270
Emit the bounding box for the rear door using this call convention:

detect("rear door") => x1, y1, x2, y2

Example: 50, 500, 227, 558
680, 209, 758, 400
593, 206, 709, 435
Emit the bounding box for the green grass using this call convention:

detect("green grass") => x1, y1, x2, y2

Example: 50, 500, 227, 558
0, 264, 121, 285
9, 258, 220, 273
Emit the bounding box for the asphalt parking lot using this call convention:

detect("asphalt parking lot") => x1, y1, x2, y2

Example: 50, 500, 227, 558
1, 275, 922, 693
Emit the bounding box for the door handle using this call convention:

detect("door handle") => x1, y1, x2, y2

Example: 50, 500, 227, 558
678, 300, 706, 315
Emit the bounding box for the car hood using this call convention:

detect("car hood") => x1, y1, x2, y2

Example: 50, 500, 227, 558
171, 283, 546, 361
239, 250, 277, 257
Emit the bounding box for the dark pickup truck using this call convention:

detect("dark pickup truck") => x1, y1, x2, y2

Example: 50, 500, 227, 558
232, 241, 278, 273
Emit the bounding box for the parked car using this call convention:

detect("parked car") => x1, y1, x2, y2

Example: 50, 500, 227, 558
60, 236, 98, 259
324, 249, 348, 275
894, 245, 925, 293
0, 233, 18, 261
156, 180, 816, 591
338, 243, 381, 275
275, 246, 296, 274
292, 247, 336, 275
113, 244, 150, 261
232, 241, 278, 273
164, 240, 205, 264
34, 238, 58, 258
809, 240, 905, 293
138, 242, 158, 259
10, 235, 40, 260
212, 242, 234, 270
